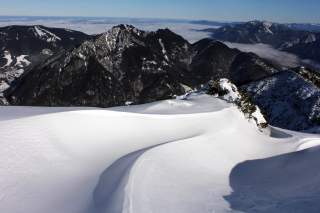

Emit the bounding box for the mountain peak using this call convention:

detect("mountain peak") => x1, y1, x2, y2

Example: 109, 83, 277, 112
108, 24, 146, 36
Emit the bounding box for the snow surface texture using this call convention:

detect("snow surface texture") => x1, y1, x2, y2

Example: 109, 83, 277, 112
0, 94, 320, 213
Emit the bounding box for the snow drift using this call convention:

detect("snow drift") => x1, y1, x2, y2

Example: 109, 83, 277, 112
0, 94, 319, 213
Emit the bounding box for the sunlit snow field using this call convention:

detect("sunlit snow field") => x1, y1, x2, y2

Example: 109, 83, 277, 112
1, 94, 320, 213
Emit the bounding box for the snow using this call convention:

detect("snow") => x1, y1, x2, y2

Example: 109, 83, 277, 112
158, 38, 170, 62
210, 79, 267, 129
1, 51, 13, 68
125, 101, 133, 106
262, 21, 274, 34
42, 49, 53, 55
304, 34, 316, 44
252, 106, 267, 125
218, 78, 241, 102
0, 80, 10, 92
15, 55, 31, 67
243, 71, 320, 131
297, 138, 320, 151
0, 94, 319, 213
78, 53, 86, 60
34, 26, 61, 42
34, 25, 46, 37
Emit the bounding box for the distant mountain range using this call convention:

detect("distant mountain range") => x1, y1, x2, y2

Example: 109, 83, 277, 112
202, 21, 320, 67
192, 20, 320, 32
0, 24, 319, 132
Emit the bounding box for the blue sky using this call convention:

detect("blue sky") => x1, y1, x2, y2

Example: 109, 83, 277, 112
1, 0, 319, 23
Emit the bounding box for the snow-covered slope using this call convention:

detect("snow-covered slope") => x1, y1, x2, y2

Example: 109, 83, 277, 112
0, 94, 319, 213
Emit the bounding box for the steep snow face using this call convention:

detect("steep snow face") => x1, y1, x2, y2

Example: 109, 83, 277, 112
0, 95, 319, 213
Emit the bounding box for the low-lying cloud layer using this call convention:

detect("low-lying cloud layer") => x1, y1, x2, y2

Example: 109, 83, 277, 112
223, 42, 301, 68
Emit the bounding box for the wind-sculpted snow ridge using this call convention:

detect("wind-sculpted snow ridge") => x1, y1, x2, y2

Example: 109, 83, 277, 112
0, 94, 319, 213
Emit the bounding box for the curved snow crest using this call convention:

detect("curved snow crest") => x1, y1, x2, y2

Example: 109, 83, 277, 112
93, 127, 320, 213
297, 138, 320, 151
93, 135, 200, 213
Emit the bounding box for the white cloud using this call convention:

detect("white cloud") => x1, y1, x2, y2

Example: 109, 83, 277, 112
223, 42, 301, 68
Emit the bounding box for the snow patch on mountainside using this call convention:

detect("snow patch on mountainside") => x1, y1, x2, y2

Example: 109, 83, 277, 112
15, 55, 31, 67
34, 26, 61, 42
159, 38, 170, 62
262, 21, 274, 34
218, 78, 240, 102
1, 51, 13, 68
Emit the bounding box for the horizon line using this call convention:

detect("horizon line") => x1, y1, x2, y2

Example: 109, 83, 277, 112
0, 15, 318, 25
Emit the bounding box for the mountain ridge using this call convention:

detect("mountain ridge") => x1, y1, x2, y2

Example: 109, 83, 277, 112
1, 24, 320, 132
203, 20, 320, 66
